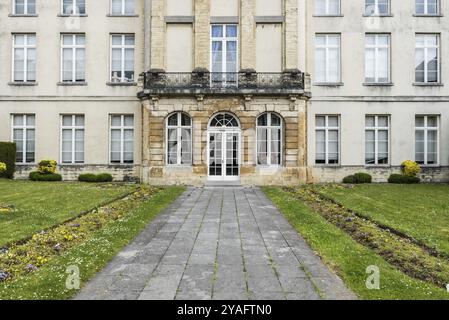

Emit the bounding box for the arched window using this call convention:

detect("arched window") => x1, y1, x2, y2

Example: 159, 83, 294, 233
257, 113, 283, 166
209, 113, 239, 128
166, 112, 192, 165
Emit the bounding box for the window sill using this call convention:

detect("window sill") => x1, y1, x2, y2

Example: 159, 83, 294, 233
58, 82, 88, 86
314, 82, 344, 87
362, 14, 393, 17
365, 165, 391, 168
15, 163, 36, 166
419, 164, 441, 168
8, 82, 38, 86
363, 82, 394, 87
106, 82, 137, 87
57, 14, 88, 17
109, 163, 135, 167
413, 14, 443, 17
413, 82, 444, 87
59, 163, 85, 166
8, 14, 38, 17
314, 164, 341, 168
312, 14, 344, 17
106, 14, 139, 17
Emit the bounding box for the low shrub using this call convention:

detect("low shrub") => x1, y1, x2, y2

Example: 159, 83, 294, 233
78, 173, 114, 183
401, 160, 421, 177
388, 174, 420, 184
38, 160, 57, 174
29, 172, 63, 182
342, 172, 372, 184
0, 142, 16, 179
0, 162, 6, 174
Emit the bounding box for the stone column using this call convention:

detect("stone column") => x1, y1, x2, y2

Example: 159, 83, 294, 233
240, 0, 256, 69
151, 0, 165, 68
285, 0, 298, 69
141, 99, 151, 183
194, 0, 210, 69
297, 99, 308, 182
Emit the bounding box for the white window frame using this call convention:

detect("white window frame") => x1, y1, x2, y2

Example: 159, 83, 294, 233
315, 115, 340, 165
415, 34, 440, 84
256, 113, 283, 167
210, 24, 239, 86
61, 0, 86, 15
60, 34, 85, 83
365, 0, 390, 16
11, 114, 36, 164
415, 0, 440, 15
365, 115, 390, 165
13, 0, 36, 15
365, 34, 391, 83
110, 0, 135, 15
166, 112, 192, 166
109, 114, 134, 164
315, 0, 341, 16
315, 34, 341, 84
60, 114, 85, 164
110, 34, 135, 83
12, 33, 36, 83
415, 115, 440, 166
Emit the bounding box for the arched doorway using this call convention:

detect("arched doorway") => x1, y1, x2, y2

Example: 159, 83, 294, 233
207, 112, 241, 181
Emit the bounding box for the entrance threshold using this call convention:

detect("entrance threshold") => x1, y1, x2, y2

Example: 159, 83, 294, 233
205, 180, 242, 187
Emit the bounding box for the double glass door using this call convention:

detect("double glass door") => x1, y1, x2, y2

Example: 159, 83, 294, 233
208, 131, 240, 181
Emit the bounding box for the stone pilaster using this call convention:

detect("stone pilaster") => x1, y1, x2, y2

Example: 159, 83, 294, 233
150, 0, 165, 68
194, 0, 210, 69
240, 0, 256, 69
284, 0, 298, 69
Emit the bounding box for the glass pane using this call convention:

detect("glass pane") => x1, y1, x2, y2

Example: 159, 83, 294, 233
124, 115, 134, 126
212, 25, 223, 38
13, 115, 24, 126
111, 115, 122, 126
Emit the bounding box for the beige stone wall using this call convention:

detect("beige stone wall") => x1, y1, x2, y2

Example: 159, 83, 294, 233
141, 96, 307, 186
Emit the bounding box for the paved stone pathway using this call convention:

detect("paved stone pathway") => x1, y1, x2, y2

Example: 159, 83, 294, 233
75, 187, 356, 300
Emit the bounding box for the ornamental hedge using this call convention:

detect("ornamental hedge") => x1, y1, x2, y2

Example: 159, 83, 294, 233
29, 172, 63, 181
342, 172, 372, 184
0, 142, 16, 179
388, 174, 421, 184
78, 173, 114, 183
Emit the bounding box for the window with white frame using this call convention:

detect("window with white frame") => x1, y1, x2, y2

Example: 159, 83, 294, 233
61, 34, 85, 83
111, 0, 135, 15
416, 0, 439, 15
257, 113, 283, 166
315, 115, 339, 165
315, 34, 340, 83
62, 0, 85, 15
12, 114, 35, 164
415, 115, 439, 165
365, 0, 390, 15
166, 112, 192, 166
211, 24, 238, 86
365, 115, 389, 165
61, 115, 84, 164
365, 34, 390, 83
415, 34, 440, 83
12, 34, 36, 83
14, 0, 36, 15
110, 115, 134, 164
315, 0, 341, 15
110, 34, 135, 83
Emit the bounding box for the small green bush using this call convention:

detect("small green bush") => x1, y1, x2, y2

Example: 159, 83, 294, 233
388, 174, 420, 184
343, 172, 372, 184
0, 142, 16, 179
78, 173, 114, 183
29, 172, 63, 182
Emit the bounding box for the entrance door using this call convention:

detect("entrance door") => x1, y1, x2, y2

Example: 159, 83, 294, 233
208, 131, 240, 181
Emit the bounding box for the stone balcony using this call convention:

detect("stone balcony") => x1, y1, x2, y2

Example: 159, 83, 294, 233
138, 68, 310, 99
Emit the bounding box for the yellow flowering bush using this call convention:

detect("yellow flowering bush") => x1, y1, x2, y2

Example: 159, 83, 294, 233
37, 160, 57, 174
0, 162, 6, 174
401, 160, 421, 177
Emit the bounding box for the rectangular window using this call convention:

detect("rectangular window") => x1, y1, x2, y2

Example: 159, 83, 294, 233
110, 34, 135, 83
14, 0, 36, 15
13, 34, 36, 83
365, 34, 390, 83
315, 34, 340, 83
415, 115, 439, 165
415, 34, 440, 83
61, 115, 84, 164
365, 0, 390, 15
211, 24, 238, 86
110, 115, 134, 164
416, 0, 439, 15
12, 114, 35, 164
315, 0, 340, 15
365, 115, 389, 165
62, 0, 85, 15
61, 34, 85, 83
315, 115, 339, 165
111, 0, 135, 15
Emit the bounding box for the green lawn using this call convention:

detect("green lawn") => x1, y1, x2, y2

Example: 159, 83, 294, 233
317, 184, 449, 257
263, 187, 449, 300
0, 180, 137, 246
